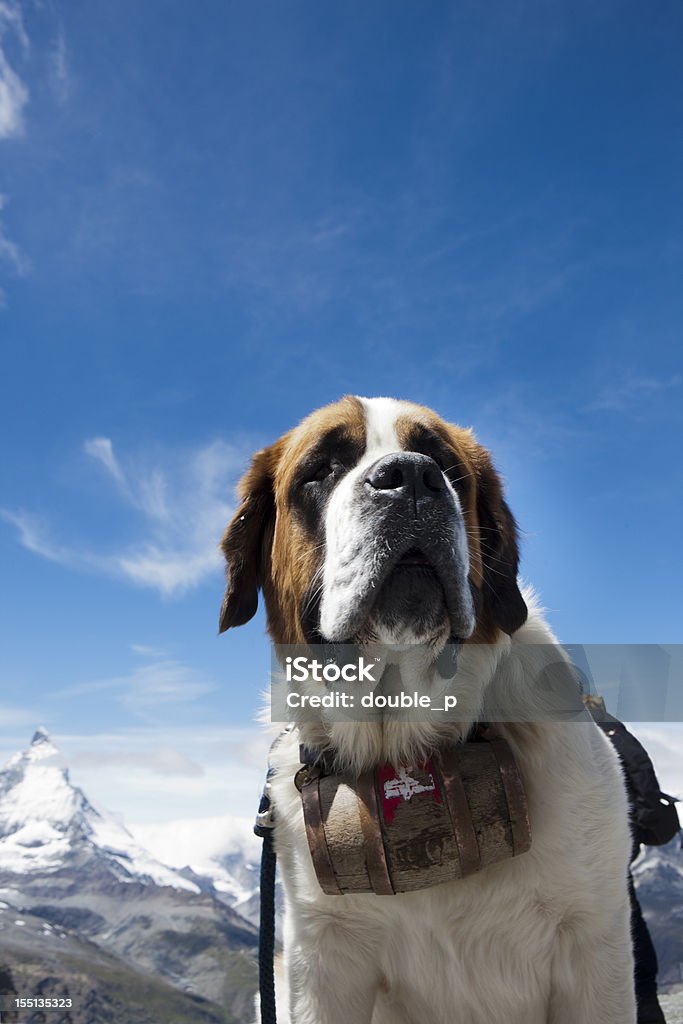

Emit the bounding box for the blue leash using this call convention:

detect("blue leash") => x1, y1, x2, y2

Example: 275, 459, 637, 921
254, 761, 279, 1024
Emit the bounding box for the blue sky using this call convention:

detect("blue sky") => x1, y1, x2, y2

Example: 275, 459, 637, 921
0, 0, 681, 822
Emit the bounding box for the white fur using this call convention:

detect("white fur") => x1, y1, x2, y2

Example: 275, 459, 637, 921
268, 600, 636, 1023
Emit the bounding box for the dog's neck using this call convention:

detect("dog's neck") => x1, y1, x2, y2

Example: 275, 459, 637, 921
292, 637, 511, 774
288, 606, 579, 773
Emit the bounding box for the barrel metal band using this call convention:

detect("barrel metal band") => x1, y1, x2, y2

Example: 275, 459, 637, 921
301, 770, 342, 895
487, 736, 531, 857
437, 748, 481, 877
356, 771, 395, 895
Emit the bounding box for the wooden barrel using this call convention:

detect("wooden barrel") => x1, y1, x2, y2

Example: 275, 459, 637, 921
299, 732, 531, 896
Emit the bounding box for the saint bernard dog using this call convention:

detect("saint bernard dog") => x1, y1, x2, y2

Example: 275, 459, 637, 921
219, 396, 636, 1024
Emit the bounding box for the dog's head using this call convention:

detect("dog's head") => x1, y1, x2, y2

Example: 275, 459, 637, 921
219, 396, 526, 652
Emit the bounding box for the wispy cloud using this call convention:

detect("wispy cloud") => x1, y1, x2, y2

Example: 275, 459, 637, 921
1, 436, 254, 595
118, 659, 217, 714
52, 655, 218, 722
84, 436, 127, 487
49, 25, 70, 105
130, 643, 168, 659
72, 745, 205, 778
0, 195, 29, 294
0, 508, 74, 564
0, 703, 43, 731
586, 372, 681, 413
0, 0, 29, 139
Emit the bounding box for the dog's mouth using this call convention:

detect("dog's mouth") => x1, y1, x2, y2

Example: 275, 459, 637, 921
364, 540, 467, 643
394, 547, 435, 569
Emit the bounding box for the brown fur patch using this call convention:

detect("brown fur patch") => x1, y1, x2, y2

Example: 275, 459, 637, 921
220, 396, 366, 644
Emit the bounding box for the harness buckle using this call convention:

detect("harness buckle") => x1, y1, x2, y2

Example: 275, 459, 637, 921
294, 763, 322, 792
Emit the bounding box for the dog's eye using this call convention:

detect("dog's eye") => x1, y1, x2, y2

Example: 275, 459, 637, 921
311, 462, 333, 482
302, 458, 343, 485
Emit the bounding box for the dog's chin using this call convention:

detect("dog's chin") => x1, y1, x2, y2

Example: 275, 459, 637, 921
317, 548, 475, 645
364, 562, 451, 645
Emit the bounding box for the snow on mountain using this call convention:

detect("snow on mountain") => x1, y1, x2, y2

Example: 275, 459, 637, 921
131, 813, 262, 914
0, 727, 199, 893
0, 729, 259, 1021
0, 727, 268, 926
633, 835, 683, 893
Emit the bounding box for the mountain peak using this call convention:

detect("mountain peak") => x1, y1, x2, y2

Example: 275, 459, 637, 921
24, 727, 61, 764
0, 732, 203, 893
31, 725, 51, 745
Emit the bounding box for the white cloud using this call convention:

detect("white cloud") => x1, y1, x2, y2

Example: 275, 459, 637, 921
131, 813, 259, 875
84, 436, 246, 594
119, 660, 216, 713
130, 643, 168, 658
52, 657, 217, 713
0, 194, 28, 276
0, 508, 74, 565
72, 746, 205, 778
49, 26, 70, 105
2, 436, 255, 596
0, 704, 43, 730
0, 48, 27, 136
84, 436, 127, 487
0, 1, 27, 51
117, 547, 220, 594
30, 724, 269, 822
0, 1, 29, 139
587, 372, 681, 413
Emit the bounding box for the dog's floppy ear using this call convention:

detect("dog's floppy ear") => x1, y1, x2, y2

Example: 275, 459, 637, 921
218, 444, 280, 634
473, 449, 527, 636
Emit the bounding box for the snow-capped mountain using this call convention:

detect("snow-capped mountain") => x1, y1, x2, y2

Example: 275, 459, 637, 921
0, 729, 259, 1023
0, 727, 200, 892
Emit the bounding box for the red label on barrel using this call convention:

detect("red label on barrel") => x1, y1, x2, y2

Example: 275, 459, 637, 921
376, 759, 442, 825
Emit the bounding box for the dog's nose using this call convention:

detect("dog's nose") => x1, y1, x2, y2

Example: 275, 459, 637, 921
365, 452, 446, 503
